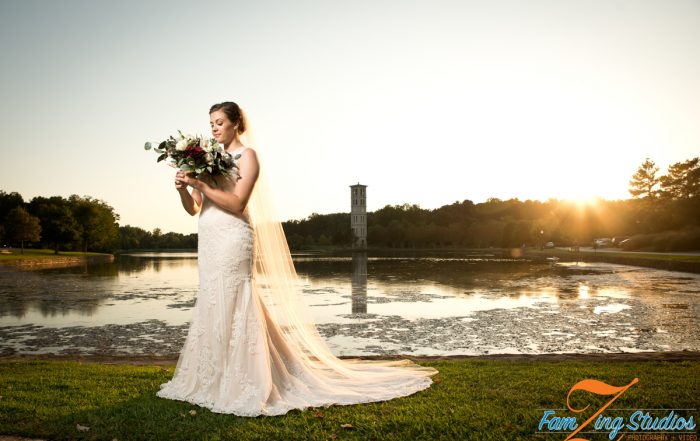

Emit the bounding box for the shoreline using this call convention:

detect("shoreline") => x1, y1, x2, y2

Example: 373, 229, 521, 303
0, 253, 114, 270
3, 247, 698, 273
2, 351, 699, 366
304, 247, 700, 273
524, 249, 700, 273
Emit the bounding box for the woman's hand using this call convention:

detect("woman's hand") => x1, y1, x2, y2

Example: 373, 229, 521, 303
174, 170, 187, 191
175, 170, 201, 215
175, 170, 199, 191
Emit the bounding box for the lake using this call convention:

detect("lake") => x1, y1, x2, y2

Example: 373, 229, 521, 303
0, 251, 698, 357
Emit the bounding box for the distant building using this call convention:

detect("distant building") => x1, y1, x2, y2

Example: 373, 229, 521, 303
350, 183, 367, 248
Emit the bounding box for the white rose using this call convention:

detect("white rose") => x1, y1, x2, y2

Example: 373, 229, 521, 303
200, 138, 209, 149
175, 139, 188, 151
204, 152, 213, 163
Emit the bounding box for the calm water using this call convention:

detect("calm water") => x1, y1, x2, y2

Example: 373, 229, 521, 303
0, 251, 698, 357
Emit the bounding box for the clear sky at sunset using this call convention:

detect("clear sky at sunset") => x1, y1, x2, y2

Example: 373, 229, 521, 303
1, 0, 698, 235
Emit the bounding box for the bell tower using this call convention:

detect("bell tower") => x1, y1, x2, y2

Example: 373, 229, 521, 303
350, 183, 367, 248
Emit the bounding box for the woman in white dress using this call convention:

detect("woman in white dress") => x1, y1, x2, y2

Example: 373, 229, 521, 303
156, 101, 438, 417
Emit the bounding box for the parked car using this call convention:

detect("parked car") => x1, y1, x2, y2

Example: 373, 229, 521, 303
593, 238, 612, 248
612, 236, 629, 247
618, 237, 643, 250
544, 241, 555, 249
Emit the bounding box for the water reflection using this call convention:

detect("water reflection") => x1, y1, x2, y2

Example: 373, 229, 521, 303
351, 252, 367, 314
0, 252, 698, 357
0, 252, 198, 325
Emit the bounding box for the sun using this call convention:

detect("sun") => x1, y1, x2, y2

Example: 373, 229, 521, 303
573, 196, 601, 208
564, 195, 604, 212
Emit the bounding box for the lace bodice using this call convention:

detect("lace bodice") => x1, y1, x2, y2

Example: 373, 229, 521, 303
198, 146, 251, 227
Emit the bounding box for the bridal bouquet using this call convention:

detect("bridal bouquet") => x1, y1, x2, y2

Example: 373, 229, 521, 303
144, 130, 240, 178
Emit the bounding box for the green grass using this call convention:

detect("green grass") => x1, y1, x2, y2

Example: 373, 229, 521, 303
0, 359, 697, 440
0, 248, 111, 261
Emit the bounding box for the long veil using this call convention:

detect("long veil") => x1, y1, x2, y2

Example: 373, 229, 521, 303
237, 106, 438, 384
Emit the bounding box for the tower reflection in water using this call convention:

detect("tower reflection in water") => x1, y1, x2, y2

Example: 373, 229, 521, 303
351, 252, 368, 313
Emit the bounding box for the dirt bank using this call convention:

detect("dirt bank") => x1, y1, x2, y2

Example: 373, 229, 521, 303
525, 250, 700, 273
0, 254, 114, 270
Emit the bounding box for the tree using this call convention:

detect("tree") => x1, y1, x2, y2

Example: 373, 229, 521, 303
151, 228, 162, 249
27, 196, 81, 254
4, 207, 41, 253
286, 233, 305, 250
318, 234, 331, 246
0, 191, 25, 222
629, 158, 660, 199
117, 225, 197, 250
304, 234, 315, 247
120, 225, 148, 249
68, 195, 120, 253
659, 157, 700, 200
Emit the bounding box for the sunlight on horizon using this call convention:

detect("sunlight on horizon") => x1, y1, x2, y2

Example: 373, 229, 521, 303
0, 0, 698, 233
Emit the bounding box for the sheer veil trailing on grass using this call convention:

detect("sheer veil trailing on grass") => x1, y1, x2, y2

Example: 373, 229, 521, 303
156, 105, 438, 416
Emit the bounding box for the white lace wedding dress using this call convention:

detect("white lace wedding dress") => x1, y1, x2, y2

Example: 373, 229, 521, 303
156, 146, 438, 416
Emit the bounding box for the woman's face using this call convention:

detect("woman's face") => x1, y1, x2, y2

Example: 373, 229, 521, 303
210, 109, 238, 146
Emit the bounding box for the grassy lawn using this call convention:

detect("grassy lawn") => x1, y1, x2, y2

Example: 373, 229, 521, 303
0, 359, 697, 440
0, 248, 111, 261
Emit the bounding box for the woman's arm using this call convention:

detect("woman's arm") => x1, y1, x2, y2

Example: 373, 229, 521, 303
177, 187, 201, 216
193, 149, 260, 216
175, 170, 201, 216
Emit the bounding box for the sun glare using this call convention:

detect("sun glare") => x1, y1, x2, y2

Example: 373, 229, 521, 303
570, 196, 602, 210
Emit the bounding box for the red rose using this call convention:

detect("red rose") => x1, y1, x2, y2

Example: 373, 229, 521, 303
185, 145, 206, 159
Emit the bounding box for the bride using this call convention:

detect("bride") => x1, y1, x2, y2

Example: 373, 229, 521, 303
156, 101, 438, 416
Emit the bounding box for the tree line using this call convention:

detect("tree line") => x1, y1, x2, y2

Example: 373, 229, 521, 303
0, 191, 199, 254
285, 156, 699, 251
118, 225, 197, 250
1, 155, 697, 254
0, 192, 121, 254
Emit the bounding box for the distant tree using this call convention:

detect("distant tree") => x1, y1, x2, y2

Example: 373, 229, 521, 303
367, 224, 387, 247
117, 225, 197, 250
501, 220, 532, 248
4, 207, 41, 253
304, 234, 316, 247
120, 225, 149, 249
151, 228, 162, 249
286, 233, 305, 250
27, 196, 80, 254
68, 195, 120, 252
659, 157, 700, 200
331, 229, 352, 247
385, 219, 407, 248
318, 234, 331, 246
0, 191, 25, 223
0, 191, 25, 245
471, 219, 503, 247
629, 158, 660, 199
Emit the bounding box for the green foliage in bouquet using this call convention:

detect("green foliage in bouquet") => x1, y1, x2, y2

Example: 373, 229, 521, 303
144, 130, 240, 178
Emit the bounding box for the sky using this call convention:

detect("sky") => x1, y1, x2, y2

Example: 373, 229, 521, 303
1, 0, 698, 235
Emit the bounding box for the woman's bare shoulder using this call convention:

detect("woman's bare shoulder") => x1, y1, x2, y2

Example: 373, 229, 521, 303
239, 147, 259, 163
240, 146, 258, 156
